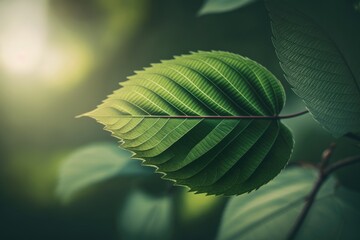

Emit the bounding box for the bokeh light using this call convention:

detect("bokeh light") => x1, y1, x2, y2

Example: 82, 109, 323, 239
0, 0, 48, 76
0, 0, 94, 89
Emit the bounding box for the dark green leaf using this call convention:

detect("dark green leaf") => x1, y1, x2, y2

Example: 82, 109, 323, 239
217, 167, 360, 240
268, 1, 360, 137
56, 142, 152, 202
198, 0, 258, 16
85, 51, 293, 196
117, 191, 173, 240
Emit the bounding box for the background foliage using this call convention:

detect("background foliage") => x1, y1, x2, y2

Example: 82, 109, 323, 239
0, 0, 359, 239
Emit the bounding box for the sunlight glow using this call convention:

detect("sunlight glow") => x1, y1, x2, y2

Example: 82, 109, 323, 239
0, 0, 47, 76
0, 0, 93, 89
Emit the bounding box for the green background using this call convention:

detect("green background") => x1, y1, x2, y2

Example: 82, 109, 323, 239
0, 0, 359, 239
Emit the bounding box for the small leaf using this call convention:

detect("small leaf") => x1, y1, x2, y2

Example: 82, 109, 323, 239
56, 142, 152, 202
198, 0, 258, 16
268, 0, 360, 137
217, 167, 360, 240
84, 51, 293, 196
117, 190, 173, 240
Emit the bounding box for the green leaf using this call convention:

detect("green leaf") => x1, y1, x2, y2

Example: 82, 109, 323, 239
217, 167, 360, 240
84, 51, 293, 196
268, 1, 360, 137
117, 190, 173, 240
198, 0, 258, 16
56, 142, 152, 202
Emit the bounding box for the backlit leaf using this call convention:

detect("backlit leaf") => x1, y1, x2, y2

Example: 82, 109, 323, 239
56, 142, 152, 202
84, 51, 293, 196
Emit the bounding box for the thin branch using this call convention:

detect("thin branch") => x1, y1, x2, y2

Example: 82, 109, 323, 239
286, 153, 360, 240
286, 175, 325, 240
324, 154, 360, 177
128, 110, 309, 119
318, 143, 336, 169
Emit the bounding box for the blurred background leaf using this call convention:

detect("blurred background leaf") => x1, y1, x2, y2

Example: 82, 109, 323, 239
56, 142, 153, 203
198, 0, 258, 15
117, 190, 173, 240
354, 0, 360, 13
217, 167, 360, 240
175, 190, 227, 240
179, 191, 224, 222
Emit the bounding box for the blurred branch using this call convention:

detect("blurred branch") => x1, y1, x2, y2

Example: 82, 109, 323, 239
287, 144, 360, 240
324, 154, 360, 176
318, 143, 336, 169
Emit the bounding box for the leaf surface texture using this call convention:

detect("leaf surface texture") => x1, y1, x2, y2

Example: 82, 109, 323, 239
268, 1, 360, 137
86, 51, 293, 195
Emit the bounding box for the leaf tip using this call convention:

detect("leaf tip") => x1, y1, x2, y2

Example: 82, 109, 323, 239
76, 109, 96, 119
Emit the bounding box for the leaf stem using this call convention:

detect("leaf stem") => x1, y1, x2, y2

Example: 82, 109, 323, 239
130, 110, 309, 119
286, 150, 360, 240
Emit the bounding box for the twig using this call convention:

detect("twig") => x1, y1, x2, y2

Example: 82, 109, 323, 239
318, 143, 336, 169
286, 175, 324, 240
286, 151, 360, 240
324, 154, 360, 176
